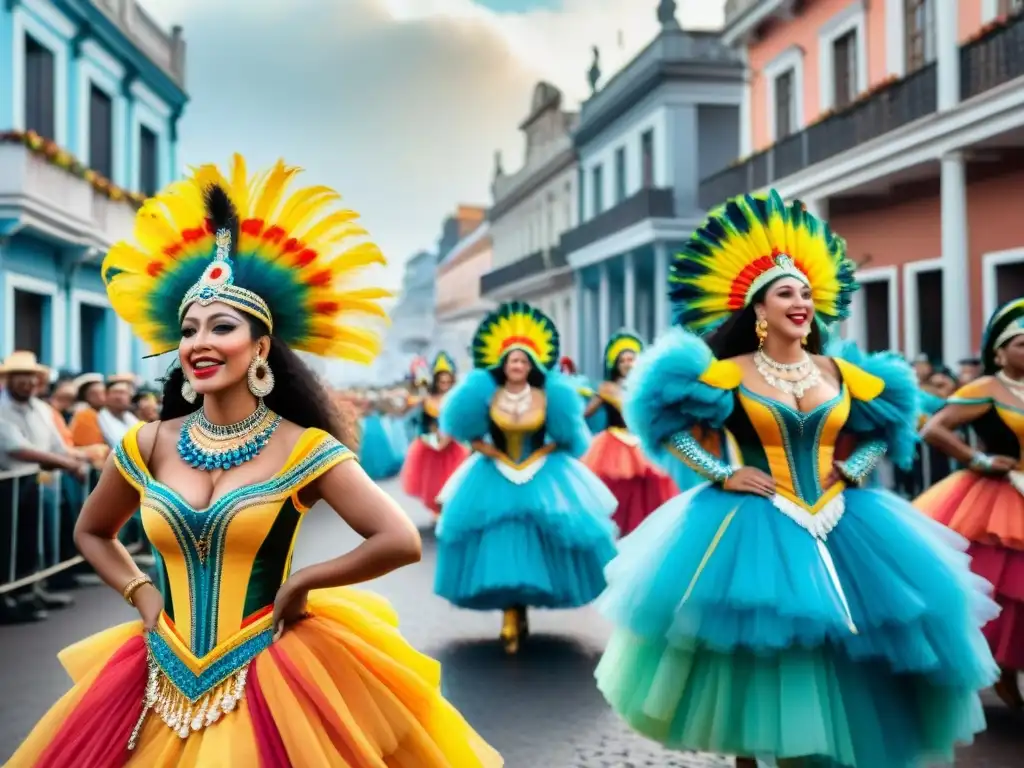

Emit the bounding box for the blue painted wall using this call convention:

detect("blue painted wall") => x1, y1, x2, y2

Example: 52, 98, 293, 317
0, 0, 188, 379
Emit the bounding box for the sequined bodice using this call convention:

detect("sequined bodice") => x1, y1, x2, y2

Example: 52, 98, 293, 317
725, 385, 850, 509
115, 425, 352, 659
420, 398, 440, 434
970, 401, 1024, 463
488, 402, 546, 464
600, 396, 627, 429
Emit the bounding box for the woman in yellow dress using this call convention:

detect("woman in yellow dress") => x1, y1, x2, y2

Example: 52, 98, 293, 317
8, 155, 501, 768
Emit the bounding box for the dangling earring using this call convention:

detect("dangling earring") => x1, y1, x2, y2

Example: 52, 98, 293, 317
248, 355, 275, 398
801, 332, 809, 347
755, 317, 768, 349
181, 378, 197, 404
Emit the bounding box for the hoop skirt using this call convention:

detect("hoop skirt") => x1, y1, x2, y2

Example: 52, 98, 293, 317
595, 329, 999, 766
401, 436, 469, 515
359, 413, 399, 480
432, 369, 618, 611
916, 469, 1024, 668
580, 428, 677, 536
8, 424, 501, 767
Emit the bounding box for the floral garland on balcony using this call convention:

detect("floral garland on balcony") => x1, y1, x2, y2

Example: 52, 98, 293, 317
965, 12, 1021, 46
0, 130, 146, 208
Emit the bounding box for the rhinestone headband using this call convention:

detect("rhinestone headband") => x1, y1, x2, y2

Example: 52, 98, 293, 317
178, 229, 274, 331
744, 253, 810, 305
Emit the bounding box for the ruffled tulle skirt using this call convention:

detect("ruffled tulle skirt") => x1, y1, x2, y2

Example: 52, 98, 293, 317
595, 483, 999, 766
401, 437, 469, 515
359, 415, 400, 480
8, 589, 501, 768
385, 416, 410, 472
916, 470, 1024, 667
580, 429, 677, 536
434, 452, 618, 611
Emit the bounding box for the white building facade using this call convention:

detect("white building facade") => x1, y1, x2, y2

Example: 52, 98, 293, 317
374, 250, 437, 383
481, 82, 580, 362
0, 0, 187, 385
565, 2, 744, 380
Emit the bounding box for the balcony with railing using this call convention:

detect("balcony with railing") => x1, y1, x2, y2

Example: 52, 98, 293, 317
91, 0, 186, 86
699, 12, 1024, 208
559, 187, 675, 256
0, 141, 142, 248
479, 247, 568, 295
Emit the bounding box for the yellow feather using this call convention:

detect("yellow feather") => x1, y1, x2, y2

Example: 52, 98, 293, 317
297, 209, 361, 246
229, 154, 250, 214
277, 187, 341, 233
250, 160, 298, 223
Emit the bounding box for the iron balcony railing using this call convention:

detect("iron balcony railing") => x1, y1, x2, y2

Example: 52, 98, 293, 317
559, 187, 675, 257
699, 12, 1024, 208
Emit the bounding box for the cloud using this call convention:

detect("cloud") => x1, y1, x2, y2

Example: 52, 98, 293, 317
137, 1, 723, 381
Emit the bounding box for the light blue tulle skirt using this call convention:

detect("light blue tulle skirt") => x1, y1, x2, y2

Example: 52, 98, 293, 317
595, 483, 999, 767
384, 415, 409, 473
434, 451, 618, 610
358, 414, 399, 480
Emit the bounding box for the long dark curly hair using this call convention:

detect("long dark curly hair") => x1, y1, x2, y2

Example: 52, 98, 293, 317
158, 315, 358, 450
705, 284, 823, 360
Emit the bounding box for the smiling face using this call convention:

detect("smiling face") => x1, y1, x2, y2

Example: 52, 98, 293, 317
615, 350, 637, 379
435, 371, 454, 393
998, 334, 1024, 377
179, 302, 268, 398
503, 349, 532, 385
755, 277, 814, 344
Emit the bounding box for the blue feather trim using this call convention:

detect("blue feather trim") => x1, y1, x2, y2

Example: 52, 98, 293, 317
834, 344, 920, 470
439, 369, 496, 443
623, 327, 735, 461
543, 371, 592, 457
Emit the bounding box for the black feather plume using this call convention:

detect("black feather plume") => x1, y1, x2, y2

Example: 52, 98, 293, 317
203, 184, 239, 258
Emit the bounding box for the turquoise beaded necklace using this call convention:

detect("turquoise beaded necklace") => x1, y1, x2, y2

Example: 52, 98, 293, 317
177, 400, 281, 471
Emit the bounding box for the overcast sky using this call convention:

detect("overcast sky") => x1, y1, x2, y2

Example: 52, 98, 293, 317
143, 0, 726, 292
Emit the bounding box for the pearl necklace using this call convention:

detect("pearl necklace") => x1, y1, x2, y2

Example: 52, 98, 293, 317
755, 350, 821, 399
497, 385, 532, 416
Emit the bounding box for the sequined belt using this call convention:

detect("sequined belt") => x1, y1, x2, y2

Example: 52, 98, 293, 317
129, 613, 274, 748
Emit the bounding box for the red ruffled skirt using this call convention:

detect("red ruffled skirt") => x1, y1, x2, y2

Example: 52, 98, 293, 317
915, 469, 1024, 667
581, 429, 678, 537
400, 436, 469, 515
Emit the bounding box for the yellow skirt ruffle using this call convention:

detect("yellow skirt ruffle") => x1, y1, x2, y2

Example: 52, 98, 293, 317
8, 588, 502, 767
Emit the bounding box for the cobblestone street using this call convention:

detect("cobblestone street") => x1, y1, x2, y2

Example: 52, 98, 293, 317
0, 480, 1018, 766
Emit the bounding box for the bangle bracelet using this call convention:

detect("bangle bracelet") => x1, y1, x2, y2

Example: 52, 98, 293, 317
969, 452, 994, 472
122, 575, 153, 606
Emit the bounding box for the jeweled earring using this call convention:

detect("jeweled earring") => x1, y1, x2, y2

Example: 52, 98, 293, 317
248, 355, 275, 398
755, 317, 768, 349
801, 331, 809, 347
181, 378, 197, 404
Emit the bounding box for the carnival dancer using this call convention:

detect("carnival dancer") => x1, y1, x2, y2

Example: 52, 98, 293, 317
434, 301, 618, 654
916, 297, 1024, 709
400, 352, 469, 517
381, 386, 411, 475
594, 190, 998, 767
559, 356, 602, 433
358, 390, 400, 480
580, 331, 678, 536
8, 155, 501, 768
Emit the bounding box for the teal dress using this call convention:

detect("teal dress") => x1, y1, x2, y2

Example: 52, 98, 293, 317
595, 329, 998, 766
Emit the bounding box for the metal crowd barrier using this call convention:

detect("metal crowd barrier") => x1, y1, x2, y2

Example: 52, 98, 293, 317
0, 467, 146, 598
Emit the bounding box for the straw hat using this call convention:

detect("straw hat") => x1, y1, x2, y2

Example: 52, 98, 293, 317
72, 372, 104, 391
0, 350, 47, 375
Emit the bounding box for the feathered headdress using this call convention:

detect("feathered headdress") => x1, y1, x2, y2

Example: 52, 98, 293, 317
603, 330, 643, 380
432, 351, 456, 377
471, 301, 559, 370
102, 154, 391, 362
982, 298, 1024, 374
669, 189, 857, 335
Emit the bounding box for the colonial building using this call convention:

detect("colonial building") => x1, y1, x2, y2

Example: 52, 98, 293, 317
563, 1, 744, 380
435, 220, 494, 373
0, 0, 187, 383
481, 81, 580, 362
705, 0, 1024, 365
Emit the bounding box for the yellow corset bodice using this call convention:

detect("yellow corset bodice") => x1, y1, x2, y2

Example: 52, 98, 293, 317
114, 424, 352, 660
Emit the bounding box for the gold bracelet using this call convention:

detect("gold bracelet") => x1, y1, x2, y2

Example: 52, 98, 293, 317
122, 575, 153, 607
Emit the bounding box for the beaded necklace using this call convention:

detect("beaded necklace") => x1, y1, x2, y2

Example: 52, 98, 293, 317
178, 400, 281, 471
